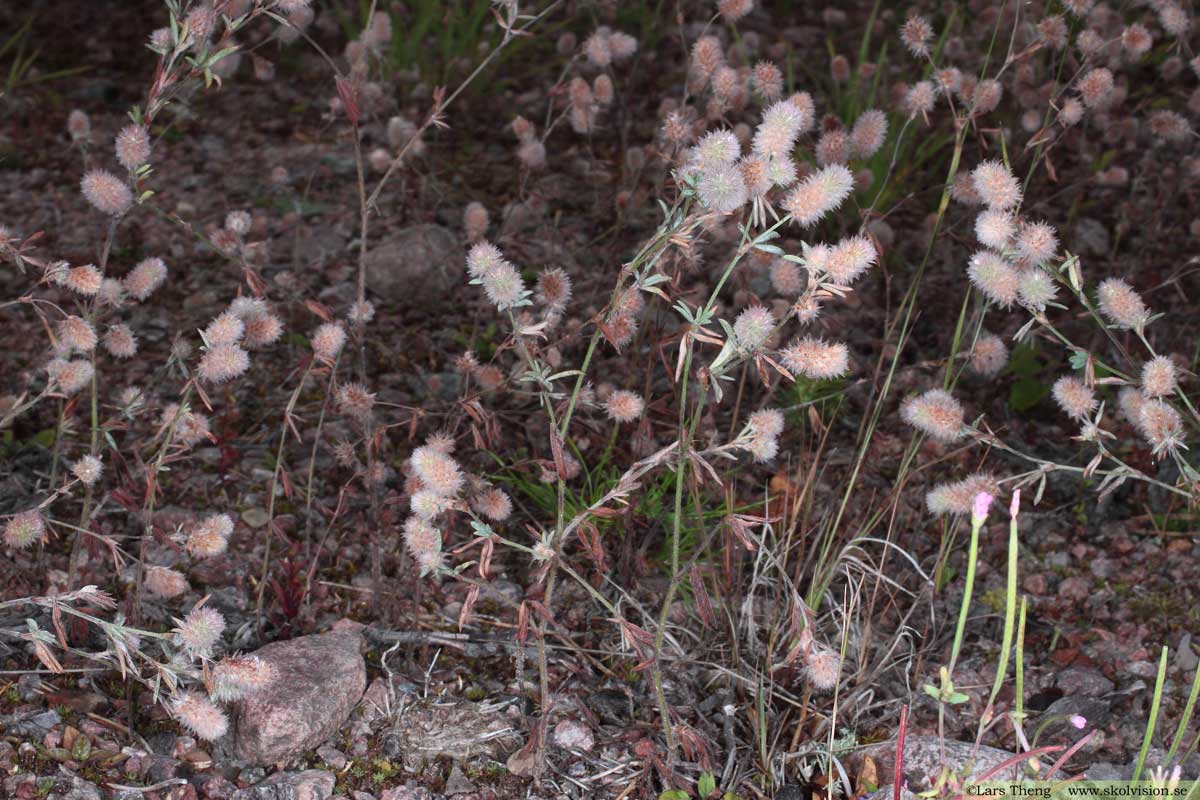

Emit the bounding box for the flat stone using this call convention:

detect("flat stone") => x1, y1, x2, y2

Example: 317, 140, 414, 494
232, 770, 336, 800
861, 736, 1024, 789
1055, 666, 1115, 697
231, 626, 367, 764
363, 224, 462, 306
383, 700, 522, 772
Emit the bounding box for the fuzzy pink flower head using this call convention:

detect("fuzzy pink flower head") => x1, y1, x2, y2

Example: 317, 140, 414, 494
583, 29, 612, 67
173, 692, 228, 741
753, 99, 809, 158
242, 313, 283, 349
609, 31, 637, 61
969, 333, 1009, 377
752, 61, 783, 101
805, 647, 841, 692
67, 109, 91, 141
696, 163, 749, 214
975, 210, 1015, 250
311, 322, 347, 362
176, 606, 226, 659
971, 161, 1021, 210
815, 129, 850, 166
690, 130, 742, 172
733, 305, 775, 352
972, 79, 1004, 115
403, 515, 443, 576
1077, 68, 1114, 110
1018, 269, 1058, 312
1016, 221, 1059, 265
904, 81, 936, 117
47, 359, 94, 396
410, 490, 452, 520
967, 251, 1019, 308
463, 201, 489, 243
1140, 356, 1178, 399
901, 388, 965, 442
466, 241, 504, 279
1097, 278, 1149, 330
900, 14, 933, 58
782, 164, 854, 227
472, 487, 513, 522
1136, 399, 1185, 459
1148, 110, 1191, 143
204, 312, 245, 346
71, 455, 103, 486
605, 389, 645, 423
780, 337, 849, 380
336, 381, 376, 419
850, 110, 888, 159
410, 444, 464, 498
81, 169, 133, 216
823, 235, 877, 286
536, 268, 573, 309
516, 139, 546, 170
718, 0, 753, 23
124, 257, 168, 301
4, 510, 46, 550
690, 35, 725, 80
160, 404, 212, 448
748, 408, 785, 439
1052, 376, 1096, 421
115, 125, 151, 171
225, 210, 252, 236
64, 265, 102, 296
145, 566, 189, 598
58, 315, 98, 353
769, 258, 804, 296
481, 261, 528, 310
926, 473, 1000, 516
198, 344, 250, 383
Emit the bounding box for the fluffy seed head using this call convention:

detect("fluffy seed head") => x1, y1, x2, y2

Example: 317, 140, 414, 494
1058, 98, 1084, 126
926, 473, 1001, 515
609, 31, 637, 60
67, 109, 90, 140
198, 344, 250, 383
815, 129, 850, 166
47, 359, 94, 396
697, 162, 749, 213
782, 164, 854, 227
160, 404, 212, 448
1136, 399, 1185, 459
411, 490, 451, 520
242, 313, 283, 349
904, 81, 936, 117
204, 312, 245, 346
718, 0, 753, 23
225, 210, 252, 235
1016, 221, 1058, 265
536, 268, 572, 309
691, 129, 741, 171
969, 333, 1009, 377
1097, 278, 1149, 330
176, 606, 226, 659
850, 110, 887, 158
901, 389, 965, 442
733, 305, 775, 351
481, 261, 527, 310
115, 125, 151, 171
335, 382, 376, 419
780, 337, 849, 379
1141, 356, 1178, 398
900, 15, 933, 58
463, 201, 490, 242
967, 251, 1019, 307
145, 566, 189, 598
805, 648, 841, 691
1052, 376, 1096, 420
1157, 2, 1190, 37
748, 408, 784, 439
1077, 68, 1114, 109
1149, 110, 1191, 143
64, 265, 102, 296
58, 316, 97, 352
173, 692, 228, 741
186, 515, 230, 559
81, 169, 133, 216
972, 79, 1004, 114
411, 445, 464, 498
1122, 23, 1153, 59
753, 99, 809, 158
823, 235, 877, 285
769, 258, 803, 296
1018, 269, 1058, 311
971, 161, 1021, 210
403, 515, 443, 575
4, 511, 46, 549
752, 61, 783, 101
975, 209, 1015, 250
690, 35, 724, 80
472, 488, 513, 521
605, 389, 645, 423
71, 455, 103, 486
124, 257, 167, 301
516, 139, 546, 169
583, 29, 612, 67
466, 241, 505, 279
311, 322, 347, 361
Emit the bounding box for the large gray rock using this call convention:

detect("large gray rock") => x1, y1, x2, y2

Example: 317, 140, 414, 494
861, 736, 1024, 789
231, 626, 366, 765
363, 224, 462, 305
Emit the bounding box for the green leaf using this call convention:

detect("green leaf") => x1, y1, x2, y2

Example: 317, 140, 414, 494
922, 683, 941, 700
1008, 378, 1049, 413
698, 773, 716, 798
659, 791, 690, 800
